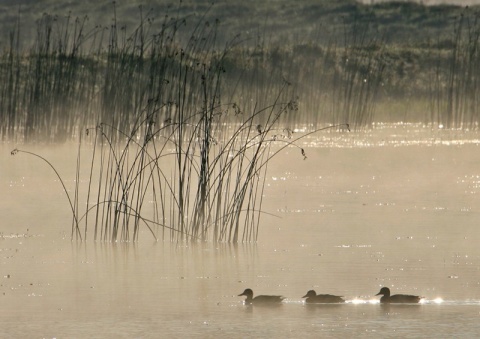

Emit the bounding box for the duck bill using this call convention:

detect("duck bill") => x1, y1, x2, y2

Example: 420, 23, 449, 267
375, 292, 382, 296
238, 293, 245, 297
302, 294, 308, 298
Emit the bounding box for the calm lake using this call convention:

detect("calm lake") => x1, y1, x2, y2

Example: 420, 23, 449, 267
2, 123, 480, 338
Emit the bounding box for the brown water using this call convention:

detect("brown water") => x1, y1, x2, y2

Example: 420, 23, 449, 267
2, 123, 480, 338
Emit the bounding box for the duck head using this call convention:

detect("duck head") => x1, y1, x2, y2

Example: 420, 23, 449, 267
302, 290, 317, 298
238, 288, 254, 298
375, 287, 391, 297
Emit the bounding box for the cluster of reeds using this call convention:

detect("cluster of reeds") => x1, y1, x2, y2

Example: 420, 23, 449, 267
5, 4, 480, 138
0, 13, 96, 142
427, 8, 480, 129
0, 6, 382, 144
9, 8, 349, 242
0, 7, 198, 142
234, 17, 387, 131
12, 84, 347, 242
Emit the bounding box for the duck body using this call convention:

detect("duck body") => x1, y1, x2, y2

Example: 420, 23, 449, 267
238, 288, 284, 305
302, 290, 345, 303
375, 287, 422, 304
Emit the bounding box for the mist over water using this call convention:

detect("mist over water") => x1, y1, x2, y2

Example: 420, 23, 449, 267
3, 123, 480, 337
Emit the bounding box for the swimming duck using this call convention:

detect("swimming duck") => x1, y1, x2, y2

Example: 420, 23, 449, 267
375, 287, 422, 304
302, 290, 345, 303
238, 288, 285, 305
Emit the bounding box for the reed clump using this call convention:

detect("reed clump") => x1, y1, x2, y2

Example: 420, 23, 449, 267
0, 5, 388, 143
10, 8, 349, 242
12, 88, 348, 242
426, 8, 480, 129
4, 3, 480, 138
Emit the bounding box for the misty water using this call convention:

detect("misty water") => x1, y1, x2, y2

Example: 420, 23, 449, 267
2, 122, 480, 338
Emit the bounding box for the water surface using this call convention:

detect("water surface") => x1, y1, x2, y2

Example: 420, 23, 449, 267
2, 123, 480, 338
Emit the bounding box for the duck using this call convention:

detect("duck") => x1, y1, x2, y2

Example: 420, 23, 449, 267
302, 290, 345, 303
375, 287, 422, 304
238, 288, 285, 305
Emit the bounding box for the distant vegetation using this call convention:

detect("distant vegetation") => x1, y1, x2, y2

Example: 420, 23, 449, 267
0, 1, 479, 143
